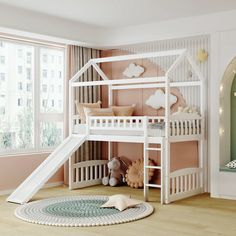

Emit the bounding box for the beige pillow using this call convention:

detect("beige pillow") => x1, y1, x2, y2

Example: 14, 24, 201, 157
84, 107, 115, 119
100, 194, 142, 211
111, 104, 135, 116
75, 101, 101, 123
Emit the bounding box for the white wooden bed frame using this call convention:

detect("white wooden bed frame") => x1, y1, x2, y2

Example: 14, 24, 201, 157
68, 49, 206, 204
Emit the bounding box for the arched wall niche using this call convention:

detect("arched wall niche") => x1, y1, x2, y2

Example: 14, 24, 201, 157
219, 57, 236, 167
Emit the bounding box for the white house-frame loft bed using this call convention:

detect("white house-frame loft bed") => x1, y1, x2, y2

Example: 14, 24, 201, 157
69, 49, 206, 204
7, 49, 206, 205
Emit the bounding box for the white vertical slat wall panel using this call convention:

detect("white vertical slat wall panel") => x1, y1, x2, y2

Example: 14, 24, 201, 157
120, 35, 209, 110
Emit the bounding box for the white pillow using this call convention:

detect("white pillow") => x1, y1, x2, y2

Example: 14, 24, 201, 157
225, 160, 236, 169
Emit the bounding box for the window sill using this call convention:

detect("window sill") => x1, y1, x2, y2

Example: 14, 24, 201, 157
0, 149, 54, 158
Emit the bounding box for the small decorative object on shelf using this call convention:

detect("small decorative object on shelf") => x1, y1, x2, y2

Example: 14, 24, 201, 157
123, 63, 145, 78
145, 89, 177, 110
197, 49, 208, 63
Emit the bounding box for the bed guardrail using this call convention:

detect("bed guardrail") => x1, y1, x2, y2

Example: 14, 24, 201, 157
72, 115, 204, 138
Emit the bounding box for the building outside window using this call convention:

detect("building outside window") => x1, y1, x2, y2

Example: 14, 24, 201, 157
17, 49, 23, 58
50, 85, 54, 92
18, 66, 23, 74
17, 98, 23, 106
0, 38, 65, 154
0, 55, 5, 64
42, 69, 47, 78
42, 84, 47, 93
18, 82, 23, 90
26, 99, 32, 107
0, 107, 5, 115
27, 52, 32, 64
42, 54, 47, 63
26, 83, 32, 92
0, 73, 5, 81
26, 68, 31, 80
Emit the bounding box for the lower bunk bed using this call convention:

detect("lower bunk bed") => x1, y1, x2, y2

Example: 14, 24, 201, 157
69, 115, 205, 204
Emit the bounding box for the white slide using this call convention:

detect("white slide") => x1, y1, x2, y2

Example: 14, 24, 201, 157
7, 135, 87, 204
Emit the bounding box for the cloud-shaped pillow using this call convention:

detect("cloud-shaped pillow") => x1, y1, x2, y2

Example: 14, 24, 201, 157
123, 63, 145, 78
146, 89, 177, 110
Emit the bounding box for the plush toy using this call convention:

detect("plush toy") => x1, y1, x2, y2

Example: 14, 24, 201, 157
125, 159, 155, 188
102, 157, 130, 187
173, 106, 198, 115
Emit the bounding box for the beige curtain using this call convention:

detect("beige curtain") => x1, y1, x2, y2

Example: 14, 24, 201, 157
64, 45, 101, 185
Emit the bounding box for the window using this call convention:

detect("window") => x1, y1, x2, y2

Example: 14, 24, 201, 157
26, 68, 31, 80
0, 107, 5, 115
18, 66, 23, 74
26, 83, 32, 92
58, 56, 62, 64
42, 99, 47, 108
58, 71, 62, 78
18, 82, 23, 90
27, 52, 32, 64
0, 73, 5, 81
17, 49, 23, 58
51, 70, 54, 78
43, 54, 47, 63
58, 85, 62, 93
42, 69, 47, 78
26, 99, 32, 107
0, 38, 65, 154
50, 85, 54, 93
58, 100, 62, 108
17, 98, 23, 106
51, 55, 54, 63
0, 55, 5, 64
42, 84, 47, 93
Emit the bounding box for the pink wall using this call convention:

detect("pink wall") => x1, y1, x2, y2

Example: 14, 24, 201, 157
0, 153, 64, 192
101, 49, 198, 183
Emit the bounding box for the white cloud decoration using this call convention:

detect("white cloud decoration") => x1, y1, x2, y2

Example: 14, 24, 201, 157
123, 63, 145, 78
145, 89, 177, 109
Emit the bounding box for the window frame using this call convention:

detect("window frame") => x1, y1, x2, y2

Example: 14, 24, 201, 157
0, 37, 66, 157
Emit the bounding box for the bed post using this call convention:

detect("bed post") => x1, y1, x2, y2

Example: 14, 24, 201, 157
143, 116, 149, 201
68, 80, 74, 190
108, 85, 113, 160
200, 79, 206, 192
164, 75, 170, 204
186, 53, 206, 193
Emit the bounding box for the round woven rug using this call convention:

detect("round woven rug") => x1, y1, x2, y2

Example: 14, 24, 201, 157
15, 195, 154, 227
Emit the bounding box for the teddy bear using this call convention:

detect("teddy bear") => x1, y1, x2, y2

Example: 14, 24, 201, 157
102, 157, 129, 187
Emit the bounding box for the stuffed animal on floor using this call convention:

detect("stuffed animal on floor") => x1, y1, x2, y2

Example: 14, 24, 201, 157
102, 157, 130, 187
125, 159, 155, 188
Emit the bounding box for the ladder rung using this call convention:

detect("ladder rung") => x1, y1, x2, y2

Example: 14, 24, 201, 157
146, 148, 161, 151
145, 165, 161, 169
145, 184, 161, 188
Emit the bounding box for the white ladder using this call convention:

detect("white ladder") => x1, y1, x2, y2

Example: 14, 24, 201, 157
143, 138, 165, 204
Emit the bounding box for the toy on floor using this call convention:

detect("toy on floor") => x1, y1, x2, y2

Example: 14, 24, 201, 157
126, 159, 155, 188
102, 157, 130, 187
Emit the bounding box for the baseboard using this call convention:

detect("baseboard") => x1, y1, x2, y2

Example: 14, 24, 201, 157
218, 194, 236, 201
0, 181, 64, 196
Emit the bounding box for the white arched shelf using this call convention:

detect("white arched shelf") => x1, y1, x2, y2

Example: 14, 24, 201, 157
219, 56, 236, 172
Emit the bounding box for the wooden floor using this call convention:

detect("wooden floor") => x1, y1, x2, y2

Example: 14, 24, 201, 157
0, 185, 236, 236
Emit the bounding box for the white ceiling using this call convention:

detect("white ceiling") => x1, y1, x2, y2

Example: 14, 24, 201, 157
0, 0, 236, 29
